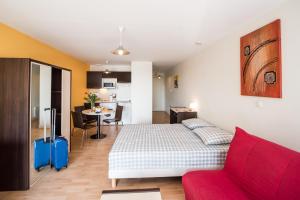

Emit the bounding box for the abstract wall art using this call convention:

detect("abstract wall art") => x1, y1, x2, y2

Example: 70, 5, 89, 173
240, 19, 282, 98
174, 75, 179, 88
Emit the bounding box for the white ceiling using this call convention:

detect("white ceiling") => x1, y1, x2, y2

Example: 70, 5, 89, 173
0, 0, 287, 69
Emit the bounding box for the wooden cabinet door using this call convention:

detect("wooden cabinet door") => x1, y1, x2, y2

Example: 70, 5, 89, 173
87, 72, 102, 88
0, 58, 30, 190
102, 72, 131, 82
101, 72, 112, 78
116, 72, 131, 83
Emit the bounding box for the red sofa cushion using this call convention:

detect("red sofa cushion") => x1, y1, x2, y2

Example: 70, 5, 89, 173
182, 170, 251, 200
224, 127, 300, 200
183, 127, 300, 200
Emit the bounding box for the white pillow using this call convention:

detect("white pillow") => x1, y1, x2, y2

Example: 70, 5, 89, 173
193, 127, 233, 145
182, 118, 215, 130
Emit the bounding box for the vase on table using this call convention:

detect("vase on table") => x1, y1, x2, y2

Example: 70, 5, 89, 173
91, 102, 95, 110
84, 92, 100, 111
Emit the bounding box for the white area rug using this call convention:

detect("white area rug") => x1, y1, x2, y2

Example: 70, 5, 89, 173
100, 188, 162, 200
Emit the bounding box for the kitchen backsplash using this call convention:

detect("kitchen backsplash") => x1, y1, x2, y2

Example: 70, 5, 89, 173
88, 83, 131, 101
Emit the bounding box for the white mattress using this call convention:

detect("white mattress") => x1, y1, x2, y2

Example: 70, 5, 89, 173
109, 124, 229, 179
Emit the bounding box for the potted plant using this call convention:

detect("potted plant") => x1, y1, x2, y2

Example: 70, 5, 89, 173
84, 92, 100, 109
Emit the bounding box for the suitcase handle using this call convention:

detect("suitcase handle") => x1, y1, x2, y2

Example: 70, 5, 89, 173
52, 108, 56, 140
44, 108, 51, 142
43, 108, 56, 141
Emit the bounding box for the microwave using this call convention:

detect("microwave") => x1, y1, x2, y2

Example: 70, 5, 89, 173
102, 78, 117, 89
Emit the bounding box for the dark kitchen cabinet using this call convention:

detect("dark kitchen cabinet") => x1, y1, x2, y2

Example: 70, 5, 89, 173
106, 72, 131, 83
87, 71, 131, 88
102, 72, 112, 78
87, 72, 102, 88
115, 72, 131, 83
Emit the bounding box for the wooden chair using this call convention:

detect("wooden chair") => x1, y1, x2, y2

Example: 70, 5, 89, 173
103, 105, 124, 129
71, 111, 96, 147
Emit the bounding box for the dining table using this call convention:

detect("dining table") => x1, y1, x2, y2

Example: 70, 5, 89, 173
82, 108, 113, 139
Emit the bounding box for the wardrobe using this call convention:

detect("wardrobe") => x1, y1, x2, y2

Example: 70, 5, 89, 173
0, 58, 71, 191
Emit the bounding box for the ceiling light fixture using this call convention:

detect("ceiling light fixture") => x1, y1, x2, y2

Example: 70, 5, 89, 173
195, 41, 202, 46
104, 69, 110, 74
153, 70, 163, 79
112, 26, 130, 56
104, 60, 111, 74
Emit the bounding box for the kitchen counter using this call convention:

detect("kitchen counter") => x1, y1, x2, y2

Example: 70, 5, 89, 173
96, 100, 131, 103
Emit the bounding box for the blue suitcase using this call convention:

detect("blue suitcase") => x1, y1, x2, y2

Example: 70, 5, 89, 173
34, 137, 51, 171
51, 137, 68, 171
34, 108, 69, 171
34, 108, 52, 171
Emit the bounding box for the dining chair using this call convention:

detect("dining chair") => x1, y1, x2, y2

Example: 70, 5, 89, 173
71, 111, 96, 147
74, 106, 96, 125
103, 105, 124, 129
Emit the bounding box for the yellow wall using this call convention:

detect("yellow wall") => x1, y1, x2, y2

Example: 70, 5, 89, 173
0, 23, 88, 108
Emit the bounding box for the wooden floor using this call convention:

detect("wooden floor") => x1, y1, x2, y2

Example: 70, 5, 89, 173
0, 113, 184, 200
152, 111, 170, 124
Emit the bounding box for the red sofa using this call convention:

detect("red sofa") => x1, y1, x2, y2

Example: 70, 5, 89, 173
183, 127, 300, 200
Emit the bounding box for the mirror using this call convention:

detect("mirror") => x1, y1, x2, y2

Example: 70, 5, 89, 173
30, 62, 52, 185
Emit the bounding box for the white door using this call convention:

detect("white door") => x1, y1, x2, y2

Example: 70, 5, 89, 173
61, 70, 71, 152
153, 76, 166, 111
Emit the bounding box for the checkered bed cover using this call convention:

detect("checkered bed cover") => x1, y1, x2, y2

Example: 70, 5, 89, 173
109, 124, 229, 171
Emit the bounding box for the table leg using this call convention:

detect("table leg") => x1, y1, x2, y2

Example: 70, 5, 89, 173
90, 115, 106, 139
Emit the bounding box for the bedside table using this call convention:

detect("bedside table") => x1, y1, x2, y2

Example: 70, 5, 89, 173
170, 107, 197, 124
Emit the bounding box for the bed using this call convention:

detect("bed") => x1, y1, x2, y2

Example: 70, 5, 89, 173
108, 124, 230, 187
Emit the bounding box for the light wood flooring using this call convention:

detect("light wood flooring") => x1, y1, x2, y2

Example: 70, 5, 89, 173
0, 114, 184, 200
152, 111, 170, 124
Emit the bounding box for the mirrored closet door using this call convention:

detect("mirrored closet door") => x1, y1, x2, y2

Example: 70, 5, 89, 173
30, 62, 71, 185
30, 62, 52, 185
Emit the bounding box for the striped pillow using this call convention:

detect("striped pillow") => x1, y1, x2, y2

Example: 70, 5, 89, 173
193, 127, 233, 145
182, 118, 215, 130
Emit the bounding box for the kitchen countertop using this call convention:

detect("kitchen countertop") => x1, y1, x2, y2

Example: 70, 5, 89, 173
96, 100, 131, 103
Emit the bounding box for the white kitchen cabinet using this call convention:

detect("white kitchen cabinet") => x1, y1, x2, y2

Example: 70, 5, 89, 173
118, 101, 131, 124
99, 101, 131, 125
100, 102, 116, 124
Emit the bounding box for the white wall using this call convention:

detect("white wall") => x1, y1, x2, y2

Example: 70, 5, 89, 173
61, 70, 71, 152
153, 76, 166, 111
165, 0, 300, 151
90, 64, 131, 72
131, 61, 153, 124
38, 64, 52, 128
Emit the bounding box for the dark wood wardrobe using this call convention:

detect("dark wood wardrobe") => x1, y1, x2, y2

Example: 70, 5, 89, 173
0, 58, 71, 191
0, 58, 31, 191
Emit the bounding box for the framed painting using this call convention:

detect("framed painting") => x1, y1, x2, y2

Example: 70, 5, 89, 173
174, 75, 179, 88
240, 19, 282, 98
